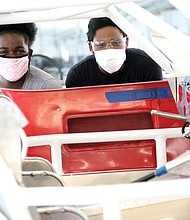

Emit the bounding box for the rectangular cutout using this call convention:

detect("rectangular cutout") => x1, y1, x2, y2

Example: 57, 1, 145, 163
68, 112, 153, 133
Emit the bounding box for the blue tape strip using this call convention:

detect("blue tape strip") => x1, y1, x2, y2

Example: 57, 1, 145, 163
105, 87, 172, 103
155, 166, 168, 177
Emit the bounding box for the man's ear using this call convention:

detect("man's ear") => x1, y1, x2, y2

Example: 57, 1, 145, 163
28, 49, 33, 61
125, 37, 129, 48
88, 42, 95, 55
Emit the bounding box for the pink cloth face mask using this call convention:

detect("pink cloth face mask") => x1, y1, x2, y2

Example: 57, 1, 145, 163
0, 55, 29, 82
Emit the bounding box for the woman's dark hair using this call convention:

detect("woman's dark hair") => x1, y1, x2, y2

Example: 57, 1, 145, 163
86, 17, 127, 41
0, 23, 37, 47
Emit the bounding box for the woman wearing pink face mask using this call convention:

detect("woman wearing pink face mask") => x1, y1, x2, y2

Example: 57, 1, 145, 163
0, 23, 62, 90
66, 17, 163, 88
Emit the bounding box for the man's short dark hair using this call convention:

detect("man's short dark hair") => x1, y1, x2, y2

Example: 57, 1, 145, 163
0, 23, 37, 47
86, 17, 127, 42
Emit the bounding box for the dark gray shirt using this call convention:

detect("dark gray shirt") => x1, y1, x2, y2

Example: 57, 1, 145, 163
22, 66, 62, 90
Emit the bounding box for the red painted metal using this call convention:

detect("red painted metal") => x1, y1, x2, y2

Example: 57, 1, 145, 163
2, 80, 187, 174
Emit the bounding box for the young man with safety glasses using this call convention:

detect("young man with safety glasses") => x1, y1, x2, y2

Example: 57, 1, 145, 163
66, 17, 163, 88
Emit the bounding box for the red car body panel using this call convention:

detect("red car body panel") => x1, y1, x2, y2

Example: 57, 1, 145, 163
2, 80, 188, 174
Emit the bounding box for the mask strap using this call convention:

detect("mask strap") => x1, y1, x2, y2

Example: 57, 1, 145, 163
0, 54, 29, 59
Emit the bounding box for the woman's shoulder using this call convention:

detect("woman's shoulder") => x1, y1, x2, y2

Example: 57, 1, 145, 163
23, 66, 62, 89
29, 65, 55, 79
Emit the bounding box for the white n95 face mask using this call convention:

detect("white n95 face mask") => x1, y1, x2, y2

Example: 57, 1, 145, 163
94, 48, 126, 74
